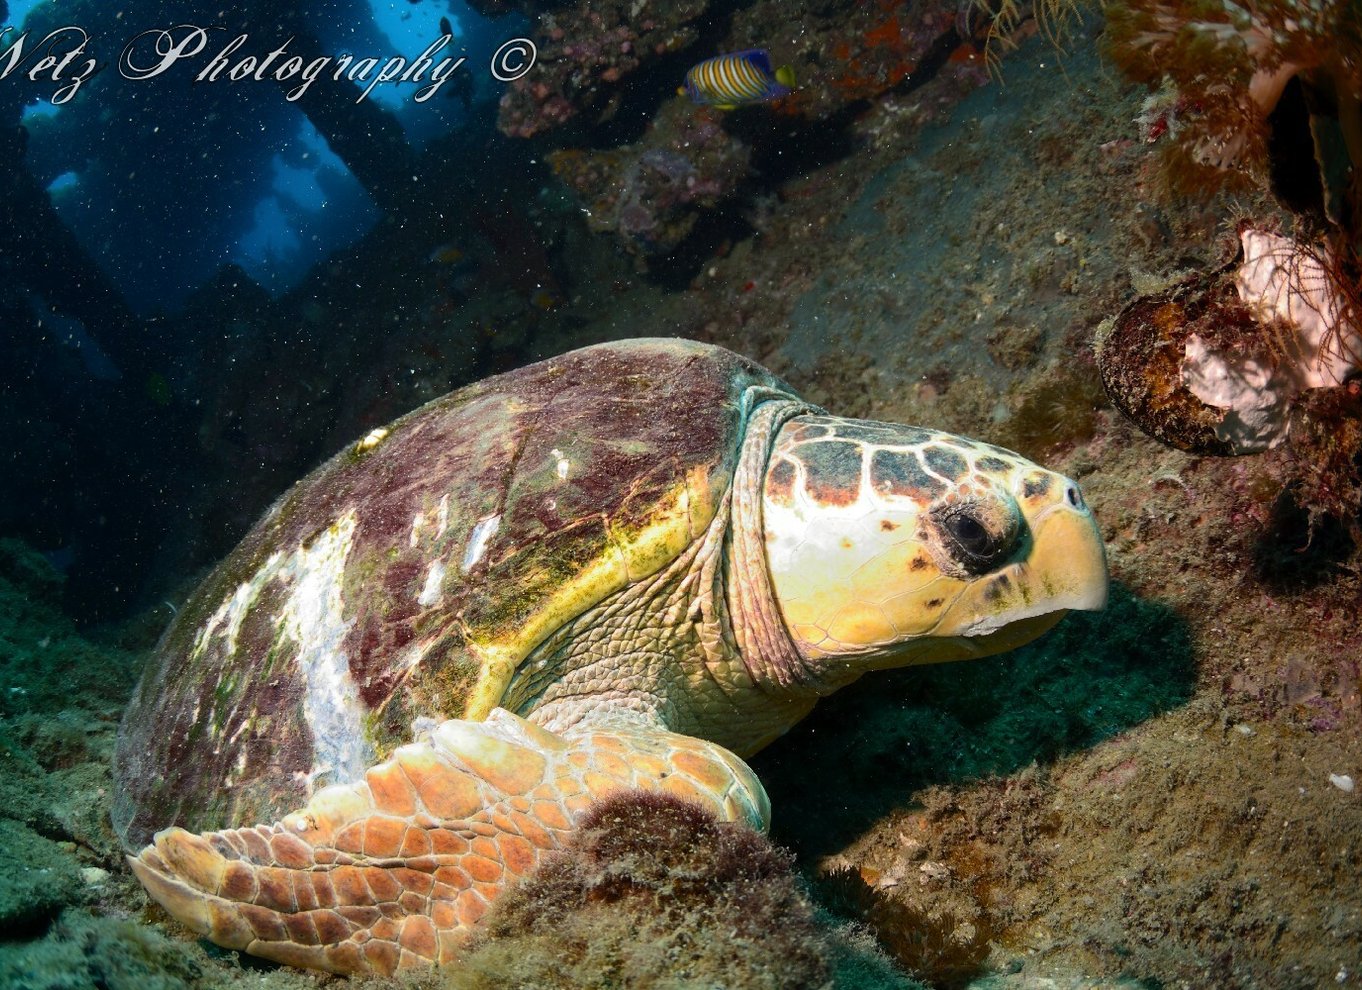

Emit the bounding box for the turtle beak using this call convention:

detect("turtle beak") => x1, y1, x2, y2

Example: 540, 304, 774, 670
930, 479, 1107, 644
1032, 481, 1108, 609
1019, 491, 1109, 613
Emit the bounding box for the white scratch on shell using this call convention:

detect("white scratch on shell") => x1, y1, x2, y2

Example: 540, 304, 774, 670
436, 494, 450, 537
275, 511, 372, 786
418, 558, 446, 606
463, 513, 501, 572
192, 551, 284, 659
395, 640, 429, 677
551, 447, 570, 480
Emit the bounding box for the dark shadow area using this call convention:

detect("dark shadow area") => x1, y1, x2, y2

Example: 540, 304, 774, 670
0, 0, 567, 623
0, 912, 55, 945
583, 0, 748, 149
1267, 76, 1325, 221
1251, 490, 1359, 592
755, 582, 1198, 857
644, 207, 758, 290
729, 22, 966, 188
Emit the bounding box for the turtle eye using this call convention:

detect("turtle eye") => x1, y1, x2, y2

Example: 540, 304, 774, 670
933, 502, 1018, 575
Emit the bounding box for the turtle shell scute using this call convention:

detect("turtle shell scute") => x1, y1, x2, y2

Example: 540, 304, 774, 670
112, 339, 795, 850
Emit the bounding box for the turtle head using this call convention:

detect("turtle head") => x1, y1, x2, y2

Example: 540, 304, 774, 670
760, 415, 1107, 683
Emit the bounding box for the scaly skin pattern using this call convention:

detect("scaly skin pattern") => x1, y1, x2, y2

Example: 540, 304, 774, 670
763, 415, 1107, 666
129, 709, 766, 976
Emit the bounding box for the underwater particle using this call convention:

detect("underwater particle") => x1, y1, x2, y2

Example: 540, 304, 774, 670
1329, 773, 1355, 793
449, 790, 834, 990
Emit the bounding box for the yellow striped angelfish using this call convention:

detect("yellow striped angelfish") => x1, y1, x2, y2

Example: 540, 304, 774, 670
682, 49, 796, 109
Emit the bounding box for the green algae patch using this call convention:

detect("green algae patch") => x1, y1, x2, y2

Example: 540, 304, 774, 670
0, 820, 85, 932
448, 790, 923, 990
0, 908, 322, 990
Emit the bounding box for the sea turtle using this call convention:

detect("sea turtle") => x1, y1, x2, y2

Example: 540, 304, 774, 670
113, 338, 1107, 976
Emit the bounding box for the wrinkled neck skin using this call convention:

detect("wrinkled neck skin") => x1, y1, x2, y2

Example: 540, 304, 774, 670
507, 395, 828, 758
723, 397, 844, 699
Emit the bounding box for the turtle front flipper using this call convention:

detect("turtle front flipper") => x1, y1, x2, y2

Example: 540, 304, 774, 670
127, 708, 769, 976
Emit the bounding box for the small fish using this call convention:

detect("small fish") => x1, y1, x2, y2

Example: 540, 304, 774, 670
681, 49, 795, 109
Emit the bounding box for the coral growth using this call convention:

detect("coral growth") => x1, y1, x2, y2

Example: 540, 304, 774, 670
818, 863, 993, 990
1282, 379, 1362, 531
1099, 0, 1362, 526
497, 0, 709, 138
447, 791, 837, 989
1100, 227, 1360, 439
496, 0, 1006, 139
966, 0, 1093, 74
549, 98, 752, 255
1097, 248, 1268, 456
997, 361, 1108, 460
731, 0, 986, 119
1106, 0, 1361, 185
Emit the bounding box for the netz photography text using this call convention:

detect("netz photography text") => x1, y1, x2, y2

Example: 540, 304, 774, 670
0, 24, 538, 105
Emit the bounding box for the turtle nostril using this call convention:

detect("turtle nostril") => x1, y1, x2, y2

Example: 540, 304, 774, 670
1065, 484, 1083, 509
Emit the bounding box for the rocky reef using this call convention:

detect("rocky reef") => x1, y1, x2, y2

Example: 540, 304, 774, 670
497, 0, 710, 139
549, 98, 752, 256
513, 0, 995, 260
1097, 0, 1362, 527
